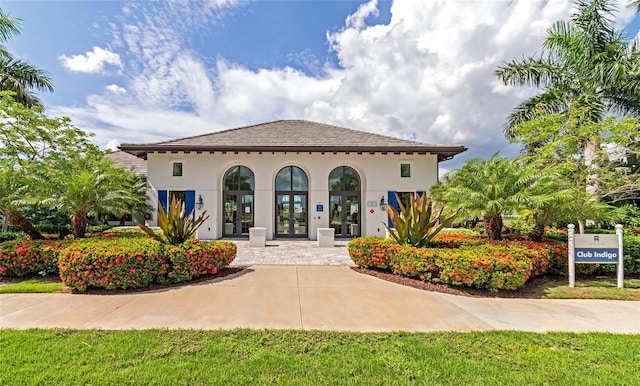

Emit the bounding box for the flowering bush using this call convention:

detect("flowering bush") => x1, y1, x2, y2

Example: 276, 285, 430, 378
0, 239, 69, 276
159, 240, 237, 284
429, 230, 486, 248
348, 237, 398, 269
348, 236, 568, 291
58, 235, 166, 292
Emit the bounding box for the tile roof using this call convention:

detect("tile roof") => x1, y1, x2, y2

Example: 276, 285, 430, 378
105, 150, 147, 176
119, 120, 466, 162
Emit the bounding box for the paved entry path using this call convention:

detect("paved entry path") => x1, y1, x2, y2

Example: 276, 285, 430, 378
1, 266, 639, 333
230, 240, 355, 266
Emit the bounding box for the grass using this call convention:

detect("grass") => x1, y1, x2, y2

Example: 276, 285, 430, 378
533, 277, 640, 301
0, 277, 66, 294
1, 329, 638, 385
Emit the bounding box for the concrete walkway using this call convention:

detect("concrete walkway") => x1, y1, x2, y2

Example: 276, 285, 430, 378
230, 240, 355, 266
1, 266, 639, 333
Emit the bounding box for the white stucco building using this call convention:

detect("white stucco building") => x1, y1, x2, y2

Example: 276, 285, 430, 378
119, 120, 466, 240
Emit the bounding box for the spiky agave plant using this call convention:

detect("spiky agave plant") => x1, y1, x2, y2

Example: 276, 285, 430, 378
384, 192, 459, 247
138, 196, 209, 245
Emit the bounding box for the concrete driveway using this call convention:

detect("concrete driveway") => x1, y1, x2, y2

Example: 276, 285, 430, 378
1, 266, 639, 333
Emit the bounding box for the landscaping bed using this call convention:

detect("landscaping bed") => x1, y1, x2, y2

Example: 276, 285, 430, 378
0, 231, 238, 293
347, 230, 640, 295
351, 266, 561, 298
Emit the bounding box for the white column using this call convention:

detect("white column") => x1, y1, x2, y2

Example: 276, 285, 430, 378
616, 224, 624, 288
568, 224, 575, 288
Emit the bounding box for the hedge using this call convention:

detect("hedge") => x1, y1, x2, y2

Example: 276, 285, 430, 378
348, 237, 567, 291
159, 240, 237, 284
58, 235, 166, 292
0, 239, 70, 277
58, 235, 237, 292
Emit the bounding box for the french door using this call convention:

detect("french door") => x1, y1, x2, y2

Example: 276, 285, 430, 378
275, 193, 307, 238
329, 193, 360, 237
223, 193, 254, 237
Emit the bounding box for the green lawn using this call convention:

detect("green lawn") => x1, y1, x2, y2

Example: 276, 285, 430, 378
533, 277, 640, 301
0, 278, 66, 294
1, 329, 638, 385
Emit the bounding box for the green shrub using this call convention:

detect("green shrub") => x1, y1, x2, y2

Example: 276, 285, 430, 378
388, 244, 440, 281
58, 235, 166, 292
428, 230, 486, 248
593, 234, 640, 276
347, 237, 397, 269
159, 240, 236, 284
58, 233, 237, 292
138, 197, 209, 245
87, 225, 114, 234
0, 232, 25, 243
0, 239, 69, 276
385, 192, 459, 247
347, 236, 566, 291
544, 227, 568, 241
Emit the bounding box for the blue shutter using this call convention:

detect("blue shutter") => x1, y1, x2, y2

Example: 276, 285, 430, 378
387, 191, 398, 227
185, 190, 196, 220
158, 190, 168, 212
416, 191, 425, 197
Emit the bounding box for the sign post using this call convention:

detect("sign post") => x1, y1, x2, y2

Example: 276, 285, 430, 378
568, 224, 624, 288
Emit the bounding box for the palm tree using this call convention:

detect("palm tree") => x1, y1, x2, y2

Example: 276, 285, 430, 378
431, 154, 539, 240
495, 0, 640, 194
39, 154, 134, 238
0, 165, 44, 239
0, 8, 53, 107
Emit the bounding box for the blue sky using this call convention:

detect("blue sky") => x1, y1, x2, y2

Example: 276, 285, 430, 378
2, 0, 639, 171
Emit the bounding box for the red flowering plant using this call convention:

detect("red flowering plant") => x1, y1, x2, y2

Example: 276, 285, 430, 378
429, 230, 486, 248
347, 236, 397, 269
58, 235, 166, 292
159, 240, 236, 284
0, 239, 69, 277
388, 244, 440, 281
348, 236, 565, 291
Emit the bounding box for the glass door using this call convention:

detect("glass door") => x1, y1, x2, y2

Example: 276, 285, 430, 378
223, 194, 237, 236
224, 193, 254, 237
276, 194, 290, 236
346, 194, 359, 237
276, 193, 307, 237
293, 194, 307, 236
240, 194, 254, 236
329, 193, 360, 237
329, 195, 342, 236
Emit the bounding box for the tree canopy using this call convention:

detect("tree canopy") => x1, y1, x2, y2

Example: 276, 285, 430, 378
0, 8, 53, 107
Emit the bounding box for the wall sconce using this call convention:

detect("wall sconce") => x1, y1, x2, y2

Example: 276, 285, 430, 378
379, 196, 387, 211
196, 195, 204, 210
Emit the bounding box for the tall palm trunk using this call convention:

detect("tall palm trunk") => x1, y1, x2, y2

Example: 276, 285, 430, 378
585, 136, 599, 196
71, 212, 87, 238
6, 209, 44, 239
582, 136, 600, 234
528, 214, 546, 242
484, 214, 503, 240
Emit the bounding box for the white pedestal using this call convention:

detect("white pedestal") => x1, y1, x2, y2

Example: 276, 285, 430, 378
249, 227, 266, 247
317, 228, 335, 248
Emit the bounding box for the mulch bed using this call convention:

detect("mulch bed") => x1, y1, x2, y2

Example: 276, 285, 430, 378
350, 266, 562, 298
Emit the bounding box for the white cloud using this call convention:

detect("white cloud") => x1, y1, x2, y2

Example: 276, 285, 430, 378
59, 46, 123, 74
106, 84, 127, 95
52, 0, 638, 170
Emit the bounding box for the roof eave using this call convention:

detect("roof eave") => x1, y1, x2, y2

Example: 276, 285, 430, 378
118, 144, 467, 162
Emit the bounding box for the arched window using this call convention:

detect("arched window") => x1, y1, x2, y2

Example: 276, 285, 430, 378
223, 166, 254, 237
275, 166, 308, 237
329, 166, 361, 237
275, 166, 308, 191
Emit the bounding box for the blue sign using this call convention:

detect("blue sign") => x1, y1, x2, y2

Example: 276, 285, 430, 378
575, 248, 620, 263
316, 204, 324, 212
